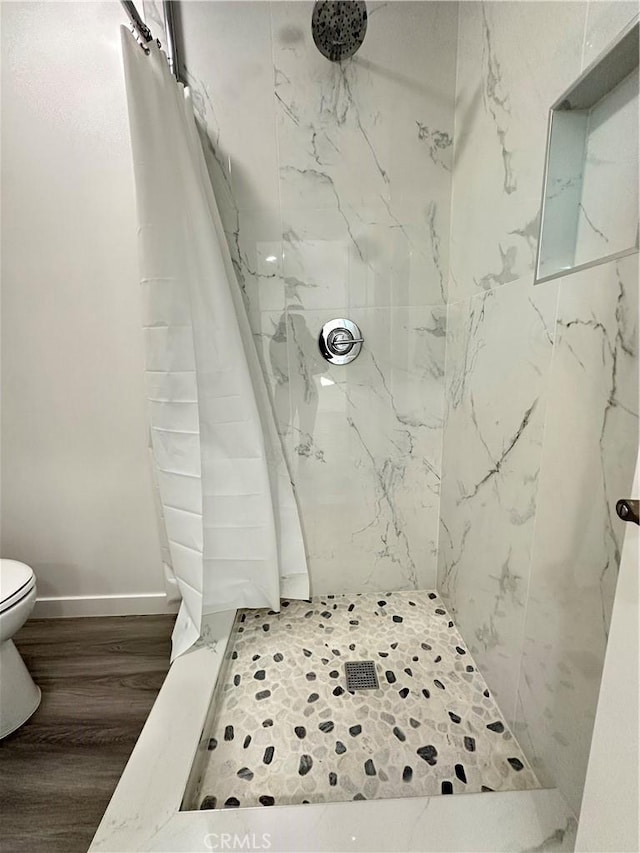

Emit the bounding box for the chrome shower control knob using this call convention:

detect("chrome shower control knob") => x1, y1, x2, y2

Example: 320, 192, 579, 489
327, 328, 362, 353
319, 318, 364, 365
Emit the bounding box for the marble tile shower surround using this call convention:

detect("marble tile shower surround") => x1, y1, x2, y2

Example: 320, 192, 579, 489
448, 1, 589, 304
272, 1, 456, 310
515, 255, 639, 814
440, 0, 639, 818
437, 278, 559, 726
172, 1, 458, 594
141, 0, 639, 820
249, 304, 445, 595
176, 1, 458, 314
280, 305, 446, 594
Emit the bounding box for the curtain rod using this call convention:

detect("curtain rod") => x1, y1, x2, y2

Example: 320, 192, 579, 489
121, 0, 153, 44
120, 0, 182, 82
163, 1, 180, 82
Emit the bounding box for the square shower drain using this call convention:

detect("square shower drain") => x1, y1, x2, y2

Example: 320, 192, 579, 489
345, 660, 379, 691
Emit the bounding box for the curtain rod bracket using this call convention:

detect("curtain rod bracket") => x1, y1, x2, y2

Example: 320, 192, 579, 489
121, 0, 153, 43
121, 0, 181, 82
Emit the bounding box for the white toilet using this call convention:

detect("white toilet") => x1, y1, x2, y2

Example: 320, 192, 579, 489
0, 559, 41, 738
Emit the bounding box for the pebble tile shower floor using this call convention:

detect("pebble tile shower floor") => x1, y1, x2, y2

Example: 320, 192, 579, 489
191, 591, 538, 809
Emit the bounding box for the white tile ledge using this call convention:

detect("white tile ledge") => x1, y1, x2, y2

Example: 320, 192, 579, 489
90, 610, 577, 853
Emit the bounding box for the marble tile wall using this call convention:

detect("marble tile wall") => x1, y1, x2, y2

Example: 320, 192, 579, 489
447, 1, 588, 304
438, 279, 558, 722
173, 1, 459, 594
516, 255, 638, 815
439, 0, 639, 817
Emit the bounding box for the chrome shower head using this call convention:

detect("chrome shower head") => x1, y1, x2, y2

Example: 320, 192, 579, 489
311, 1, 367, 62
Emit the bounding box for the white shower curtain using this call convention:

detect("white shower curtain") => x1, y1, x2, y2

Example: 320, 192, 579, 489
121, 28, 309, 660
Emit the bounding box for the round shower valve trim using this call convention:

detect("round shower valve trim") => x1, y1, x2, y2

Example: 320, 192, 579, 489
319, 318, 364, 365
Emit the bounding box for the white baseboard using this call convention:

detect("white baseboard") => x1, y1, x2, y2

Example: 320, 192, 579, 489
32, 593, 180, 619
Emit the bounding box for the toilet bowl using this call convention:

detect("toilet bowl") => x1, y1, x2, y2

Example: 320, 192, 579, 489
0, 560, 41, 738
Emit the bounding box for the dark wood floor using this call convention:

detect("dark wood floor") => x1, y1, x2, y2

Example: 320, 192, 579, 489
0, 615, 174, 853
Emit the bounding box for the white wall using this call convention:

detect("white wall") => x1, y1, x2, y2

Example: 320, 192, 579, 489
1, 1, 167, 616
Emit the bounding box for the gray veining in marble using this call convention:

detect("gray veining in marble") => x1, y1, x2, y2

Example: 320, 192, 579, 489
443, 0, 638, 819
515, 254, 638, 815
172, 1, 458, 595
290, 305, 445, 593
449, 1, 588, 304
437, 278, 558, 725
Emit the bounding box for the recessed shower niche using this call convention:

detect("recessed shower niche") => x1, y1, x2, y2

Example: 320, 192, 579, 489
535, 17, 639, 283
